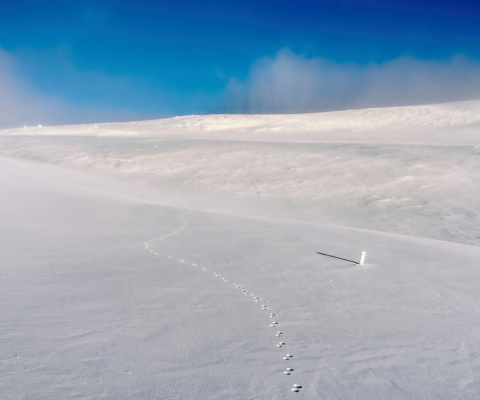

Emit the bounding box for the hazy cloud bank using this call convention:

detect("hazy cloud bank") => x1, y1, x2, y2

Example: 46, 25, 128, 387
3, 45, 480, 130
221, 49, 480, 113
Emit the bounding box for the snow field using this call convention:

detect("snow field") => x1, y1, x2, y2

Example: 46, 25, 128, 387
2, 101, 480, 398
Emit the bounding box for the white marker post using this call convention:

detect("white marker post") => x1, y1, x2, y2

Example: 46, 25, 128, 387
359, 251, 366, 266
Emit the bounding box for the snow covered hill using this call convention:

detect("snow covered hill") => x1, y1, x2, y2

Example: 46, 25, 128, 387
3, 100, 480, 144
1, 101, 480, 399
1, 101, 480, 245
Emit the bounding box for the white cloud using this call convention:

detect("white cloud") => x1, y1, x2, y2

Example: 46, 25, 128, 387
221, 49, 480, 113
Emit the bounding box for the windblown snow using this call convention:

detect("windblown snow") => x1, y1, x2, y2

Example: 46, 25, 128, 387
1, 101, 480, 399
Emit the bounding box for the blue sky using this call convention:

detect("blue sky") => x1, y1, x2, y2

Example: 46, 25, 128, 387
1, 0, 480, 127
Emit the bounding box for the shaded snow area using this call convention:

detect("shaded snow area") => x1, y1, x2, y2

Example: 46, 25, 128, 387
1, 101, 480, 399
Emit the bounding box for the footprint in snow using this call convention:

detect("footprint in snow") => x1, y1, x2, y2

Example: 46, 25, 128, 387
291, 384, 302, 392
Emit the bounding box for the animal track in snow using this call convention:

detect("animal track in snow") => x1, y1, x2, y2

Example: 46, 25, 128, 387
143, 178, 303, 392
143, 209, 190, 253
144, 213, 302, 394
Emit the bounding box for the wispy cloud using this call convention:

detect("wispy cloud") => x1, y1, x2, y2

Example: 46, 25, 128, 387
221, 49, 480, 113
0, 46, 169, 129
0, 48, 66, 129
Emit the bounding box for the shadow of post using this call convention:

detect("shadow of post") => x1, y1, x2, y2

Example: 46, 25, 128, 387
316, 252, 358, 264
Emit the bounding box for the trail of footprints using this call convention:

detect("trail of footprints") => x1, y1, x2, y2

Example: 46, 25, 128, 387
143, 227, 303, 394
143, 211, 190, 250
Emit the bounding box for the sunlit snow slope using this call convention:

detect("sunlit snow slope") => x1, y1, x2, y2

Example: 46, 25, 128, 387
1, 100, 480, 245
1, 101, 480, 399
